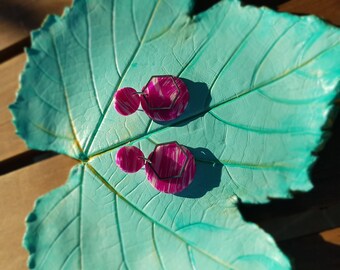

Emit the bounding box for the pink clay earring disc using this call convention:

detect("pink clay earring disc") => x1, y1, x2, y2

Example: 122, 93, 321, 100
113, 87, 141, 116
115, 146, 145, 173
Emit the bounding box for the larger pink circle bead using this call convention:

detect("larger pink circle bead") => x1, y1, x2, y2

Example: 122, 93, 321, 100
145, 142, 196, 194
141, 76, 189, 122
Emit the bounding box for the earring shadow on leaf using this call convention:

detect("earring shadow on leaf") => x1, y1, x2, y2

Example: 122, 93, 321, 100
176, 147, 223, 198
157, 78, 211, 127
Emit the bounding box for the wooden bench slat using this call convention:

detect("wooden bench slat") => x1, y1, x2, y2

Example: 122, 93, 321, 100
0, 0, 71, 52
278, 0, 340, 26
0, 155, 76, 270
0, 53, 27, 162
0, 0, 338, 54
320, 227, 340, 245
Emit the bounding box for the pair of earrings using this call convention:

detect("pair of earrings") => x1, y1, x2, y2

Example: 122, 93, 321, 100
114, 75, 195, 194
113, 75, 189, 122
115, 142, 196, 194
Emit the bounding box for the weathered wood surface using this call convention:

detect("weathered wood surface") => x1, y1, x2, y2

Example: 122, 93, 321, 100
0, 54, 27, 161
278, 0, 340, 25
0, 156, 76, 270
0, 0, 71, 52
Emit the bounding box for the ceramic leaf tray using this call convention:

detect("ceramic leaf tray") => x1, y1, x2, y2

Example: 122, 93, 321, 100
10, 0, 340, 269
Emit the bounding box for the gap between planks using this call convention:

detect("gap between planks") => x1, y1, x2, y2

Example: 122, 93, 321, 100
0, 150, 57, 176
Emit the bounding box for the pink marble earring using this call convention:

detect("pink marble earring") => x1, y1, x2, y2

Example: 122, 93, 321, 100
113, 75, 189, 122
115, 142, 196, 194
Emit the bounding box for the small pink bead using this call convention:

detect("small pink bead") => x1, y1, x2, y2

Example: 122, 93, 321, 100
115, 146, 145, 173
113, 87, 141, 116
145, 142, 196, 194
141, 76, 189, 122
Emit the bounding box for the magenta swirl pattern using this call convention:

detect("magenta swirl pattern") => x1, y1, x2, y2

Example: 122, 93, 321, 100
145, 142, 196, 193
113, 87, 141, 116
115, 146, 145, 173
141, 76, 189, 122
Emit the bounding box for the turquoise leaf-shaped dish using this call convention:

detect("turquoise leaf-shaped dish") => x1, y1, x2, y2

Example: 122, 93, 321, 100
10, 0, 339, 269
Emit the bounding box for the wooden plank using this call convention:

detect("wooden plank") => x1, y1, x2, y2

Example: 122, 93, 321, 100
279, 227, 340, 270
0, 54, 27, 162
0, 0, 338, 54
320, 227, 340, 245
0, 155, 77, 270
278, 0, 340, 26
0, 0, 71, 52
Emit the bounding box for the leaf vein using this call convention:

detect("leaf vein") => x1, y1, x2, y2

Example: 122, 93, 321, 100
112, 0, 122, 77
86, 1, 103, 113
258, 90, 335, 105
84, 0, 162, 155
250, 20, 299, 89
29, 53, 61, 84
79, 166, 84, 269
33, 185, 80, 234
187, 245, 197, 270
114, 193, 129, 270
208, 111, 320, 135
51, 31, 83, 154
31, 86, 66, 114
28, 119, 75, 141
209, 11, 263, 96
60, 246, 79, 270
38, 215, 79, 270
152, 223, 165, 270
131, 0, 141, 42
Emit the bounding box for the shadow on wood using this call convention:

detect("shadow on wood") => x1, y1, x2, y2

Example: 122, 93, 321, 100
279, 233, 340, 270
0, 1, 69, 34
0, 150, 57, 176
